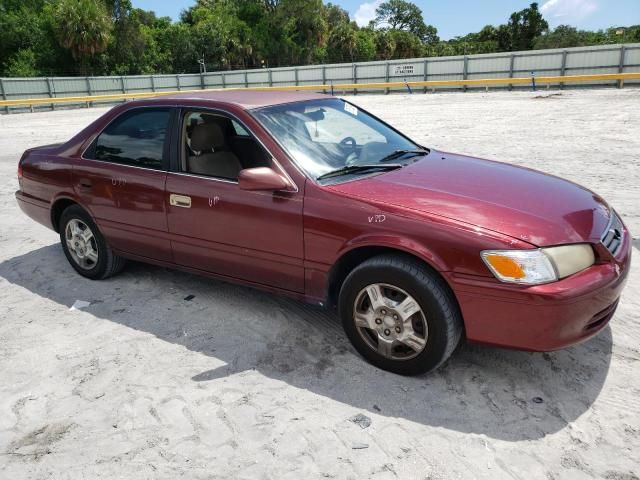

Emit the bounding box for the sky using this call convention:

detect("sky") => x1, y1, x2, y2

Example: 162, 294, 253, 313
133, 0, 640, 40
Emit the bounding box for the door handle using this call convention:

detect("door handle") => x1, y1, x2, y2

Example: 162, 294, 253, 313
170, 194, 191, 208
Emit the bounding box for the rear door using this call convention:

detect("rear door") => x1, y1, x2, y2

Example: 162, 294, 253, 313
165, 108, 305, 292
75, 107, 176, 261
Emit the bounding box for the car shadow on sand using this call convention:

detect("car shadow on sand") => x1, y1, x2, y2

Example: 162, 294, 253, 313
0, 244, 613, 442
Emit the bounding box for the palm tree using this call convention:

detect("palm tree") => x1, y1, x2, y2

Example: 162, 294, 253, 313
53, 0, 112, 74
327, 23, 357, 62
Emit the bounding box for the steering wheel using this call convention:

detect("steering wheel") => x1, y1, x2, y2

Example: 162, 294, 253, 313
339, 137, 359, 166
339, 136, 357, 151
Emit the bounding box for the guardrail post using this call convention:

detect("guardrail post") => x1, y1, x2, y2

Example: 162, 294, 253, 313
0, 78, 7, 114
560, 50, 568, 89
46, 77, 55, 111
221, 73, 226, 89
531, 71, 537, 91
423, 59, 428, 93
200, 72, 205, 90
404, 79, 412, 94
85, 76, 92, 108
463, 55, 469, 92
618, 45, 626, 88
353, 63, 357, 95
509, 54, 515, 91
176, 74, 181, 91
321, 65, 326, 94
120, 76, 126, 94
385, 61, 390, 94
268, 69, 273, 87
294, 67, 299, 87
150, 75, 156, 92
244, 70, 248, 88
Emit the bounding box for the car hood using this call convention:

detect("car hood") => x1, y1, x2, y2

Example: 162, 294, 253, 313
328, 150, 611, 246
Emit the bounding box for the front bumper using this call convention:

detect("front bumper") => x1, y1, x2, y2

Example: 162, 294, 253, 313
445, 228, 632, 351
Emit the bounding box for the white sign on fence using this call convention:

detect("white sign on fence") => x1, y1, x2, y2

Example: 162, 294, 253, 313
393, 65, 414, 76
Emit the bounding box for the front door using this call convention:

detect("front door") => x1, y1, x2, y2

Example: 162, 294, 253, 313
74, 107, 174, 261
165, 110, 304, 292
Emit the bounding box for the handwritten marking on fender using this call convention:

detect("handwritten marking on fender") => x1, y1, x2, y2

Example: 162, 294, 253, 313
111, 178, 126, 186
368, 214, 386, 223
208, 196, 220, 207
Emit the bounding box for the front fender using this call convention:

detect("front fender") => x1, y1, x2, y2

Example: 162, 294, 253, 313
338, 233, 449, 272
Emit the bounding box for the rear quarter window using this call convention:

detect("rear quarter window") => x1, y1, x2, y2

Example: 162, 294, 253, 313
89, 109, 171, 170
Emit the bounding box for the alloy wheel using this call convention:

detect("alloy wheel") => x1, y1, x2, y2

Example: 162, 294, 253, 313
353, 283, 428, 361
65, 218, 99, 270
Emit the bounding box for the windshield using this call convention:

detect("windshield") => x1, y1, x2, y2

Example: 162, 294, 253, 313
252, 98, 425, 181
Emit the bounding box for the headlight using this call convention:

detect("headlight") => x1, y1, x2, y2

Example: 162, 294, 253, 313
481, 244, 595, 285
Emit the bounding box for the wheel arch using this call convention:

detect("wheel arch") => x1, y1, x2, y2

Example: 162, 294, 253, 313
50, 196, 85, 232
326, 240, 455, 310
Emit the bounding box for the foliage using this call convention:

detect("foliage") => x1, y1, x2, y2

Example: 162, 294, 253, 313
502, 2, 549, 51
51, 0, 113, 73
374, 0, 439, 44
535, 25, 640, 49
4, 49, 40, 77
0, 0, 637, 77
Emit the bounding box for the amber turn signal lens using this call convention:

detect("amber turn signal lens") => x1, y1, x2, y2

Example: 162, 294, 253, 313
480, 249, 557, 284
483, 254, 526, 279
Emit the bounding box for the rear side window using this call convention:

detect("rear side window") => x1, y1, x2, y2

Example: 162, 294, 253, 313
90, 109, 171, 170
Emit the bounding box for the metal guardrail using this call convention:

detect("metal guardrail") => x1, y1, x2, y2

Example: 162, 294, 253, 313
1, 72, 639, 110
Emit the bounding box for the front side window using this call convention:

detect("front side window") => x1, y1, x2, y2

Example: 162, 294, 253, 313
252, 98, 424, 182
231, 120, 250, 137
182, 111, 270, 180
91, 109, 170, 170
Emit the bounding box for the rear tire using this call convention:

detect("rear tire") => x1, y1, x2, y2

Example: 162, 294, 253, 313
339, 254, 463, 375
59, 205, 125, 280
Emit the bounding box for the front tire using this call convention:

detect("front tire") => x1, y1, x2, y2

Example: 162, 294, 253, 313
59, 205, 125, 280
339, 254, 463, 375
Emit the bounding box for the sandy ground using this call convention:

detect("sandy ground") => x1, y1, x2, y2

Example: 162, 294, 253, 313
0, 88, 639, 480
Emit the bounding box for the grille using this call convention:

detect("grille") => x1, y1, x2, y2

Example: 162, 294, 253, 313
601, 212, 624, 257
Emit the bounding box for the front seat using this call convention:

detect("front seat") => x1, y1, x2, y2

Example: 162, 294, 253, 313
188, 123, 243, 179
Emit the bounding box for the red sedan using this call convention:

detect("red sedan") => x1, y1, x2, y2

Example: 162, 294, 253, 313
16, 91, 631, 375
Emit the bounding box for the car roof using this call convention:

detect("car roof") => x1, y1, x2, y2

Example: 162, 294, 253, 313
157, 89, 331, 110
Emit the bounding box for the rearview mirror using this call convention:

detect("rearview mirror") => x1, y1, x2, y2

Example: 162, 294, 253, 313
238, 167, 294, 192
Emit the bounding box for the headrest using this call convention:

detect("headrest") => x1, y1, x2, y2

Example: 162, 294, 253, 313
191, 123, 225, 151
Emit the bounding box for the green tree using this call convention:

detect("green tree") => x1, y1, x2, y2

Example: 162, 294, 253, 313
156, 22, 198, 73
277, 0, 328, 65
496, 24, 513, 51
375, 30, 396, 60
4, 48, 39, 77
0, 1, 63, 75
327, 23, 357, 62
534, 25, 584, 49
505, 2, 549, 50
189, 2, 231, 68
354, 28, 377, 61
51, 0, 112, 73
325, 2, 350, 30
374, 0, 438, 44
388, 29, 423, 59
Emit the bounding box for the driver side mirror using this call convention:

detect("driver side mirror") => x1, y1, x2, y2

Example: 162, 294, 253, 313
238, 167, 295, 192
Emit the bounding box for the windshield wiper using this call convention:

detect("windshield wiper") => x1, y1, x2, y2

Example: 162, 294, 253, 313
379, 149, 429, 162
317, 164, 403, 181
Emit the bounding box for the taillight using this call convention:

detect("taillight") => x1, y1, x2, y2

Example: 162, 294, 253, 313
17, 163, 23, 180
